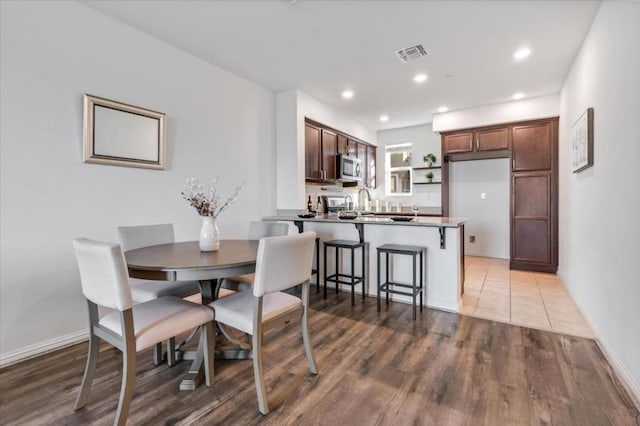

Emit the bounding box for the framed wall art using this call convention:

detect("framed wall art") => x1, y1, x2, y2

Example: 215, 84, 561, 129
83, 94, 165, 170
571, 107, 594, 173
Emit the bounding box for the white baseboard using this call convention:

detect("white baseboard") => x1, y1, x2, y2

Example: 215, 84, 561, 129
0, 329, 88, 369
595, 338, 640, 411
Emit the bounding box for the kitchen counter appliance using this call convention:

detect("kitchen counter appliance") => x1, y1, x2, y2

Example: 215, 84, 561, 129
321, 195, 350, 214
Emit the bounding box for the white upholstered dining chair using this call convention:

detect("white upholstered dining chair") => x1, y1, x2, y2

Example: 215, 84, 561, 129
221, 221, 290, 291
209, 231, 318, 415
73, 238, 215, 426
118, 223, 201, 365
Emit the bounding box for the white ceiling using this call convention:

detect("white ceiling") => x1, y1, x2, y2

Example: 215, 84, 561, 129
84, 0, 601, 131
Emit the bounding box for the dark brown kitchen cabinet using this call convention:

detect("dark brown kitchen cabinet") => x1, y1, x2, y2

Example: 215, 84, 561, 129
305, 118, 375, 186
442, 126, 510, 156
305, 123, 322, 181
440, 117, 558, 273
512, 121, 552, 171
477, 127, 510, 151
442, 131, 474, 154
511, 172, 554, 268
304, 122, 337, 182
338, 134, 357, 156
321, 129, 337, 180
510, 118, 558, 272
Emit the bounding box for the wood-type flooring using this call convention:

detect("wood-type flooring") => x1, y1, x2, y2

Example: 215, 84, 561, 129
1, 291, 638, 425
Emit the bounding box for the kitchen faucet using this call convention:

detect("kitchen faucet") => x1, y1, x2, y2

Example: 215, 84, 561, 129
358, 188, 371, 212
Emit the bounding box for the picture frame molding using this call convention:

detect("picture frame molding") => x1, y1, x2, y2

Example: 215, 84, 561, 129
571, 107, 594, 173
82, 94, 166, 170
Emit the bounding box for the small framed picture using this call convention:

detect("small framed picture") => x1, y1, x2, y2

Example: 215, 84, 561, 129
571, 107, 594, 173
83, 94, 166, 170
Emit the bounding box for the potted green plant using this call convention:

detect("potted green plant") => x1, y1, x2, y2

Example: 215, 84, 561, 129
425, 172, 434, 183
423, 153, 437, 167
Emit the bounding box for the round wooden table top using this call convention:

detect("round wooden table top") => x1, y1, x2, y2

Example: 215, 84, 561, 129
125, 240, 259, 274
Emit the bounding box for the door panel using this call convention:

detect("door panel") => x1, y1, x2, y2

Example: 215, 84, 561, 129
321, 129, 337, 180
443, 132, 473, 154
512, 122, 552, 171
513, 174, 549, 217
513, 220, 550, 263
477, 128, 509, 151
305, 123, 321, 180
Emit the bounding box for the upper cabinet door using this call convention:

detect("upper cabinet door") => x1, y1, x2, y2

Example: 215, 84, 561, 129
321, 129, 337, 180
512, 122, 552, 171
476, 127, 510, 151
337, 134, 349, 155
442, 132, 474, 154
305, 123, 321, 180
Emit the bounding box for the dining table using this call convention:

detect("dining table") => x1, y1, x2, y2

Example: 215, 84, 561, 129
124, 239, 259, 390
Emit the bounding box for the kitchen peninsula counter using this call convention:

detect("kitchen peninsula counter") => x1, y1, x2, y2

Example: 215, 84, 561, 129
263, 213, 465, 228
264, 213, 466, 313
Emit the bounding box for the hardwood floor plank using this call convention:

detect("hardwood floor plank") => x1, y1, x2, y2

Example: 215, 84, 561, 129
1, 291, 638, 425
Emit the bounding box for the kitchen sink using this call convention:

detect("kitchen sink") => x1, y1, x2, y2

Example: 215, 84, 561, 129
357, 216, 393, 223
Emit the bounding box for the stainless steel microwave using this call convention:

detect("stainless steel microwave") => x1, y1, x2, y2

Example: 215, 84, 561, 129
337, 154, 362, 181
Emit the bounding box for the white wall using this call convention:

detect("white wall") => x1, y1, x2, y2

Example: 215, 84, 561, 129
0, 1, 276, 362
276, 89, 377, 210
558, 2, 640, 401
433, 94, 560, 132
376, 123, 442, 208
450, 159, 510, 258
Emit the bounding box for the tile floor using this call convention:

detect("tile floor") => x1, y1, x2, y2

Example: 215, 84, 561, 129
460, 256, 594, 339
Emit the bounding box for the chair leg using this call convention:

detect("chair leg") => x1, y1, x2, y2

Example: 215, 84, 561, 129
301, 282, 318, 375
114, 312, 136, 426
252, 330, 269, 415
152, 342, 163, 365
167, 338, 176, 366
74, 330, 99, 410
203, 323, 215, 387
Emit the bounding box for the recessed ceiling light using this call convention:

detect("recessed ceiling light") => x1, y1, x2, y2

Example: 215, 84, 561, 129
379, 115, 389, 122
514, 47, 531, 60
342, 90, 354, 99
413, 73, 428, 83
438, 106, 449, 113
512, 92, 525, 100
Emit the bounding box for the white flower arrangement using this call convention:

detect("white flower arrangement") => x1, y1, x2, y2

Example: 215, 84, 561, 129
181, 177, 243, 217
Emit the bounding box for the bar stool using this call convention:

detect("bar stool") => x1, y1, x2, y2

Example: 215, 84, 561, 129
323, 239, 365, 306
377, 244, 425, 320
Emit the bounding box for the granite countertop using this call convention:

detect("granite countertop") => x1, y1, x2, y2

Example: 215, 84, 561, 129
264, 213, 466, 228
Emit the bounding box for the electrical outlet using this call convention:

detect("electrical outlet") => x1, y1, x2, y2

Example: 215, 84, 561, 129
469, 235, 476, 243
481, 192, 486, 199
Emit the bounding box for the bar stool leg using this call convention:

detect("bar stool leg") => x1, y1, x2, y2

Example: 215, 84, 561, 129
412, 253, 417, 320
315, 238, 320, 293
420, 250, 424, 311
361, 245, 366, 301
335, 247, 339, 295
350, 247, 355, 306
385, 252, 390, 306
323, 244, 328, 300
377, 249, 381, 312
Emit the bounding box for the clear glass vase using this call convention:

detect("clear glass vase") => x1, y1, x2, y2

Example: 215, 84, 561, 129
199, 216, 220, 252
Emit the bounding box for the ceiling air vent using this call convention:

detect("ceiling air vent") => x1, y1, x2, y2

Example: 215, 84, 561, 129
395, 44, 428, 63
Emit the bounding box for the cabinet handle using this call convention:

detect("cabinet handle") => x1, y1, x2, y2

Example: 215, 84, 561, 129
512, 159, 516, 170
476, 138, 479, 149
